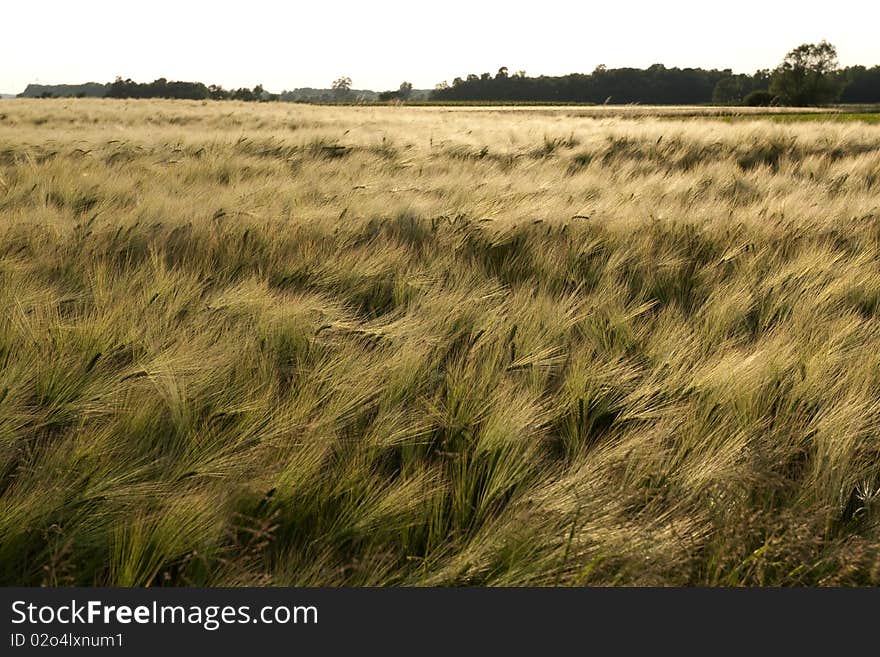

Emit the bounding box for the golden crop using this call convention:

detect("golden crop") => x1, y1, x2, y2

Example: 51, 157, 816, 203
1, 99, 879, 585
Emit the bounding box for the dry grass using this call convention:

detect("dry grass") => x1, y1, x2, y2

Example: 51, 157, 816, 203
2, 99, 880, 585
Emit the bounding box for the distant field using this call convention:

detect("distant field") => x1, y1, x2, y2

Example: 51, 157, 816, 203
719, 112, 880, 125
385, 103, 880, 123
386, 103, 844, 117
1, 99, 880, 586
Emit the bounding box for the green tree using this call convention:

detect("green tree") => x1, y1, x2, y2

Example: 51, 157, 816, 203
743, 90, 776, 107
208, 84, 229, 100
231, 87, 255, 101
839, 65, 880, 102
712, 76, 748, 104
331, 76, 353, 102
769, 41, 842, 105
398, 81, 413, 100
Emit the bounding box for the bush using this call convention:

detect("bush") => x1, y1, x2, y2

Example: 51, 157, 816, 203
743, 90, 776, 107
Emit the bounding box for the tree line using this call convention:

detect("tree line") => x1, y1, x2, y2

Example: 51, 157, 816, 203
104, 77, 276, 101
431, 43, 880, 106
17, 42, 880, 106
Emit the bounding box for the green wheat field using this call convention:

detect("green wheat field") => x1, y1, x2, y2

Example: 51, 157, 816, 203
1, 99, 880, 586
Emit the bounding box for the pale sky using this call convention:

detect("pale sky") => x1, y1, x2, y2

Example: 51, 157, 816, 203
3, 0, 878, 94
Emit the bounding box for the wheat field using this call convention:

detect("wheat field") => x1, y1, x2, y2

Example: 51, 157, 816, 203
1, 99, 880, 585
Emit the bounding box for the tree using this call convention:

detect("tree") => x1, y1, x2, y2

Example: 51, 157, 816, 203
743, 90, 776, 107
713, 76, 749, 104
208, 84, 230, 100
398, 81, 413, 100
231, 87, 255, 101
769, 41, 842, 106
753, 69, 771, 89
713, 73, 770, 104
331, 76, 353, 102
839, 66, 880, 103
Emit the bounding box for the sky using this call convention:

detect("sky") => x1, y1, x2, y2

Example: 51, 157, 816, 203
2, 0, 878, 94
